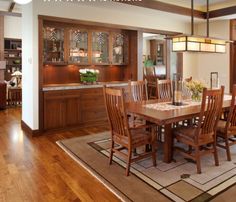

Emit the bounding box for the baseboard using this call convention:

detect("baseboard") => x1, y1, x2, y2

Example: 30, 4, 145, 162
21, 120, 41, 137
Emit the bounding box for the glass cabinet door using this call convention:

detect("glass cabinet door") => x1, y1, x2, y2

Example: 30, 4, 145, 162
92, 32, 109, 64
43, 27, 64, 63
112, 32, 128, 65
69, 29, 88, 64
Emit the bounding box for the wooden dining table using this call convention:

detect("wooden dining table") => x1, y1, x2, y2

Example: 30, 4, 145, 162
126, 96, 232, 163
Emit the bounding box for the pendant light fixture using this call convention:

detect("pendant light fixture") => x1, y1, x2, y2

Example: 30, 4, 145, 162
169, 0, 228, 53
14, 0, 32, 5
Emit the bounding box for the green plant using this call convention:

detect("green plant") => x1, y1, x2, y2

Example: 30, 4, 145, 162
185, 80, 206, 101
79, 69, 99, 83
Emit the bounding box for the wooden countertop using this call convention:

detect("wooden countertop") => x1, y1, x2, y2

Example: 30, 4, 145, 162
42, 81, 128, 91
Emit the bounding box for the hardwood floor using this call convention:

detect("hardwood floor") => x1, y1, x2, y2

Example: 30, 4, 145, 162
0, 107, 235, 201
0, 107, 119, 202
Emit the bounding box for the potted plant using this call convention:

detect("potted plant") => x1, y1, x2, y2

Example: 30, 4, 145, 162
185, 80, 206, 101
79, 68, 99, 84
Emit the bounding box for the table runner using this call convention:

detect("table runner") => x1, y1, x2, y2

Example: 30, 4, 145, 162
144, 94, 232, 111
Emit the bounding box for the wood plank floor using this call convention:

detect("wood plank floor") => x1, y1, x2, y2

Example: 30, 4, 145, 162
0, 107, 235, 201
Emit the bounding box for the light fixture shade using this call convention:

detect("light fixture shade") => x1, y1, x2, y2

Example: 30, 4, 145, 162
11, 70, 22, 76
171, 35, 227, 53
14, 0, 32, 5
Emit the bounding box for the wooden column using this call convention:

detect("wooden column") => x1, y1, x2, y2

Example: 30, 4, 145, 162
0, 16, 4, 81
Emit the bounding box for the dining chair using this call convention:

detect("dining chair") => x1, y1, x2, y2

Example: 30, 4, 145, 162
128, 80, 148, 102
173, 86, 224, 174
156, 79, 172, 102
216, 84, 236, 161
103, 86, 157, 176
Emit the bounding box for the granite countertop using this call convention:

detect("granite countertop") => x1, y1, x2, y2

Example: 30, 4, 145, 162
42, 81, 128, 91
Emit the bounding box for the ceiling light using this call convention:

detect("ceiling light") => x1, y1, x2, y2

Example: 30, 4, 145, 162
168, 0, 230, 53
14, 0, 32, 4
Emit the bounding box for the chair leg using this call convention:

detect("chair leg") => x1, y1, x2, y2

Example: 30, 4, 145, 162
152, 143, 157, 167
109, 141, 114, 165
213, 142, 219, 166
225, 137, 231, 161
126, 147, 132, 176
195, 146, 201, 174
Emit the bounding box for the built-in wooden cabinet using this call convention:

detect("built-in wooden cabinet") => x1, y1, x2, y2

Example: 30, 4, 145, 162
69, 28, 89, 64
43, 88, 107, 130
44, 90, 81, 130
112, 32, 129, 65
43, 27, 65, 64
43, 24, 129, 66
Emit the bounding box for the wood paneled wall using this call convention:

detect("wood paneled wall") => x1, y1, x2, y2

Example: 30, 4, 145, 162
43, 65, 125, 84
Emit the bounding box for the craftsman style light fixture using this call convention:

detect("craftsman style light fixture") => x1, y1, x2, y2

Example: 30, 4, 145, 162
170, 0, 228, 53
14, 0, 32, 5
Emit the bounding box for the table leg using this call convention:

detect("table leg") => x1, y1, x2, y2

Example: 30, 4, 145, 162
163, 123, 173, 163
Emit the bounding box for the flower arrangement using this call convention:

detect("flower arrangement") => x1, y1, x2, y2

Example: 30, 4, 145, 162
79, 68, 99, 84
185, 80, 206, 101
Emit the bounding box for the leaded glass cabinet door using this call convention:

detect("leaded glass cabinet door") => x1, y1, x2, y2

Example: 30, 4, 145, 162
43, 27, 64, 63
112, 32, 128, 65
69, 29, 88, 64
92, 32, 109, 64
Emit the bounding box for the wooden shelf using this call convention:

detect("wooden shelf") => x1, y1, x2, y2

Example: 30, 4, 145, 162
44, 62, 68, 66
5, 57, 21, 59
5, 49, 21, 51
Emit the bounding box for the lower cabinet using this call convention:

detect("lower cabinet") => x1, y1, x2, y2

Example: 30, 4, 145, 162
43, 88, 107, 131
44, 90, 81, 130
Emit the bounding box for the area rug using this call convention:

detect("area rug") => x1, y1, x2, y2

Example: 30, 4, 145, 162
56, 132, 236, 202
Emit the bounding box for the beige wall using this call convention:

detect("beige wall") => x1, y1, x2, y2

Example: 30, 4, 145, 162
183, 20, 230, 93
22, 0, 191, 130
4, 16, 22, 39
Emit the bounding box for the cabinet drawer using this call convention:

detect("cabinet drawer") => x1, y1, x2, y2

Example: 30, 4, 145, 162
44, 90, 80, 99
81, 88, 103, 95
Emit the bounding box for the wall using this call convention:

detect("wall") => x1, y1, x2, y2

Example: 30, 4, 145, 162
4, 16, 22, 39
143, 38, 150, 56
22, 0, 190, 130
183, 20, 230, 93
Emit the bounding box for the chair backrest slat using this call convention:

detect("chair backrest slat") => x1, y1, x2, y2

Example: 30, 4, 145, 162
196, 86, 224, 141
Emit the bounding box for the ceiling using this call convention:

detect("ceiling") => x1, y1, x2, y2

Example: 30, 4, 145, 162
0, 0, 236, 20
0, 0, 21, 12
156, 0, 236, 11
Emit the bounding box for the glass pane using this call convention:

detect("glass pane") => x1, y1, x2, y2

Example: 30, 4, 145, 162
69, 29, 88, 64
43, 27, 64, 62
112, 33, 128, 64
92, 32, 109, 64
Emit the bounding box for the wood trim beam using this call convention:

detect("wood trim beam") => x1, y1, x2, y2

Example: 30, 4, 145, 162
209, 6, 236, 18
8, 2, 15, 12
0, 11, 21, 17
116, 0, 205, 19
39, 15, 182, 36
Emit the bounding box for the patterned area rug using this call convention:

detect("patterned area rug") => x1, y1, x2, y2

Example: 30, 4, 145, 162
57, 132, 236, 202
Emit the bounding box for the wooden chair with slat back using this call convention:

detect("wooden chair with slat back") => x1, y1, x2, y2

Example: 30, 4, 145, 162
173, 86, 224, 174
128, 80, 148, 103
156, 79, 172, 102
103, 86, 157, 176
216, 84, 236, 161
